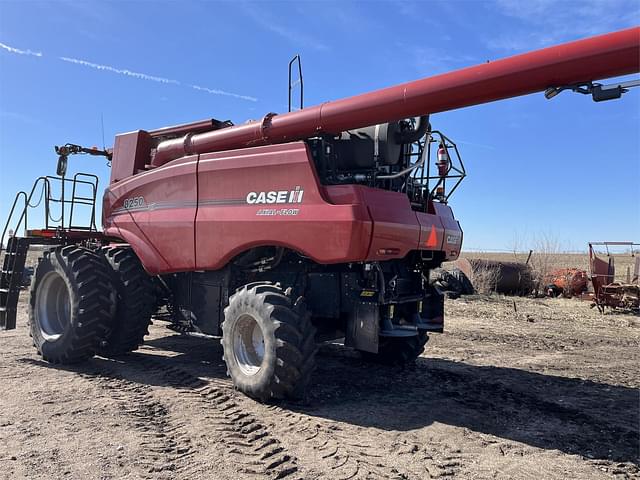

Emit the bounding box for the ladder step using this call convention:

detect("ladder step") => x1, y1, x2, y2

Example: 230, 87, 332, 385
0, 288, 9, 293
0, 304, 13, 330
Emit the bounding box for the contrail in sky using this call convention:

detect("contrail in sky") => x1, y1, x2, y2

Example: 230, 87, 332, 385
0, 41, 257, 102
189, 83, 257, 102
59, 56, 181, 85
0, 42, 42, 57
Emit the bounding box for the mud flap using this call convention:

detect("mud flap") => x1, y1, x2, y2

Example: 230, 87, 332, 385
345, 302, 380, 353
419, 286, 444, 333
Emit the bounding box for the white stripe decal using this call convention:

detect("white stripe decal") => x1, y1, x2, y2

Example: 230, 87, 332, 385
111, 198, 245, 215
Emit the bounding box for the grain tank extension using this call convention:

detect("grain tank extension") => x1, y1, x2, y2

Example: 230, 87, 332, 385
1, 27, 639, 401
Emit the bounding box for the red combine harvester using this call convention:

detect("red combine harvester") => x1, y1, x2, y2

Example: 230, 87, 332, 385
1, 28, 639, 401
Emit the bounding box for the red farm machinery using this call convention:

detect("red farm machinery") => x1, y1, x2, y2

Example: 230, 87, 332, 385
588, 241, 640, 313
1, 27, 639, 401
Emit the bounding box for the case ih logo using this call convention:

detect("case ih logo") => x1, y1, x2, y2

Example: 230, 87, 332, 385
246, 186, 304, 205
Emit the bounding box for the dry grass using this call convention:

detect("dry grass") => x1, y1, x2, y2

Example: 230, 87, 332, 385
467, 261, 501, 294
528, 237, 562, 295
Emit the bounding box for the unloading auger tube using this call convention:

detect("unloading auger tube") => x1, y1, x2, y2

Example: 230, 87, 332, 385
151, 26, 640, 167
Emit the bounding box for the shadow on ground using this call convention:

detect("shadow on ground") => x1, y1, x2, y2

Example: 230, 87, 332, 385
21, 332, 640, 465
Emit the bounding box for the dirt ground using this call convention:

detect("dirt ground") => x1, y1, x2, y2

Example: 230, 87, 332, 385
1, 290, 638, 479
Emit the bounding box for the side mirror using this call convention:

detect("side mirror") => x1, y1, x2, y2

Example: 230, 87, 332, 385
56, 155, 68, 177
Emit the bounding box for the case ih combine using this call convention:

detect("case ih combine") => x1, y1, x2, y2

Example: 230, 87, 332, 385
1, 27, 639, 401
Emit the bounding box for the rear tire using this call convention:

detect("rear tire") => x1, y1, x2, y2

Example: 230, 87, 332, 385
98, 247, 155, 356
450, 268, 474, 295
362, 331, 428, 366
222, 283, 317, 402
29, 246, 115, 364
432, 269, 463, 299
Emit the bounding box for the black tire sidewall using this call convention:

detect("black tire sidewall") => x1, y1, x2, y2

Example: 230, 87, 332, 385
30, 250, 82, 360
222, 291, 279, 398
98, 247, 154, 356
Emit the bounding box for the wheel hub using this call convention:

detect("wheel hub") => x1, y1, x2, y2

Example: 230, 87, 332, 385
232, 314, 265, 376
36, 271, 71, 341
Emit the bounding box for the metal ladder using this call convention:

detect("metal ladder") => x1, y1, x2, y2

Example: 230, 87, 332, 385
0, 237, 30, 329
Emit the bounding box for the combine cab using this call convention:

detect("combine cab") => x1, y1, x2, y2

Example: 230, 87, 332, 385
1, 27, 638, 402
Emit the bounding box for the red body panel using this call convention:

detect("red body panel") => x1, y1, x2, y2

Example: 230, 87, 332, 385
194, 143, 372, 269
358, 189, 420, 260
103, 142, 462, 274
429, 203, 463, 261
110, 130, 152, 183
103, 155, 198, 274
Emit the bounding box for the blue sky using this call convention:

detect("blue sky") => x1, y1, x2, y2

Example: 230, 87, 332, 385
0, 0, 638, 252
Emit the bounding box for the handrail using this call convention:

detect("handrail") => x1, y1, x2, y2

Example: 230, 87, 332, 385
0, 191, 28, 252
1, 177, 51, 251
0, 174, 100, 252
398, 130, 466, 205
69, 173, 99, 230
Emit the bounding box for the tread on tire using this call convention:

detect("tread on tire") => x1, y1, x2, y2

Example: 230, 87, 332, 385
99, 247, 156, 356
29, 246, 116, 364
221, 282, 317, 402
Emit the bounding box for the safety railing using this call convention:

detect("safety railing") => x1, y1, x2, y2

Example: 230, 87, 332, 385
401, 130, 466, 204
1, 174, 99, 252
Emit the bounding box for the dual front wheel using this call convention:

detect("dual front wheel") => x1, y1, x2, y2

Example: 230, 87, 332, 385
30, 246, 115, 363
29, 246, 155, 363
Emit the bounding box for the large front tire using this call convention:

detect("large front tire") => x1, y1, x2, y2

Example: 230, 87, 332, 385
221, 283, 317, 402
29, 246, 116, 364
98, 247, 155, 357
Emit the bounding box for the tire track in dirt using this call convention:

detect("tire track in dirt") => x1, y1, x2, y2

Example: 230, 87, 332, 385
16, 355, 301, 479
96, 353, 430, 480
14, 359, 191, 479
106, 356, 300, 479
79, 370, 194, 478
241, 349, 472, 480
280, 409, 468, 478
257, 405, 430, 479
189, 384, 299, 480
